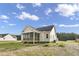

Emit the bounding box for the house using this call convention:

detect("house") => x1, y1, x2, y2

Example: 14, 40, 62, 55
21, 25, 58, 43
0, 34, 17, 41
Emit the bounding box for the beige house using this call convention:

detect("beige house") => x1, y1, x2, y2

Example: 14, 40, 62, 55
21, 25, 58, 43
0, 34, 17, 41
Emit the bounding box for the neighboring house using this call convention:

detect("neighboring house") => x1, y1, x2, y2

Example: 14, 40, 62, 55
0, 34, 17, 41
21, 25, 58, 43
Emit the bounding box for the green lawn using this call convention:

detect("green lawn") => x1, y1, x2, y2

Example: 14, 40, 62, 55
0, 41, 79, 56
0, 41, 25, 51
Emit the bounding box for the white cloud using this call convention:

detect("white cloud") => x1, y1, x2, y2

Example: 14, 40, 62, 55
0, 15, 9, 20
42, 23, 57, 27
53, 23, 58, 26
76, 18, 79, 20
17, 11, 39, 21
59, 24, 79, 28
32, 3, 41, 7
3, 20, 8, 23
9, 24, 16, 26
55, 4, 79, 17
16, 4, 25, 10
42, 25, 48, 26
12, 12, 17, 15
45, 8, 52, 15
70, 17, 74, 20
70, 16, 79, 20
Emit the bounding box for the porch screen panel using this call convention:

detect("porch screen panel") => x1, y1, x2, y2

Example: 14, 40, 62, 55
23, 34, 26, 40
35, 33, 40, 41
30, 32, 33, 40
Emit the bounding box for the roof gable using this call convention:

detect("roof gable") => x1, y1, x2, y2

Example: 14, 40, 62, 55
4, 34, 16, 38
0, 34, 17, 38
23, 25, 40, 33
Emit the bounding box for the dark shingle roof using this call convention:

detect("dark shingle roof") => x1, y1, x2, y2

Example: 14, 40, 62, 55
36, 25, 54, 31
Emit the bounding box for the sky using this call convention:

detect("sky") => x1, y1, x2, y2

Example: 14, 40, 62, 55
0, 3, 79, 34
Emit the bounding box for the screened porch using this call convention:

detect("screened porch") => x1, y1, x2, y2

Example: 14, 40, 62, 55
23, 32, 40, 43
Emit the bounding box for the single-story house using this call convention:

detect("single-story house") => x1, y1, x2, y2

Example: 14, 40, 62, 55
0, 34, 17, 41
21, 25, 58, 43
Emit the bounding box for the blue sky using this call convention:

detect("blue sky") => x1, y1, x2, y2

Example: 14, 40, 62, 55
0, 3, 79, 34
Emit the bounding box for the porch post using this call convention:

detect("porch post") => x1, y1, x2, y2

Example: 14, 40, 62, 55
21, 34, 23, 41
33, 32, 35, 44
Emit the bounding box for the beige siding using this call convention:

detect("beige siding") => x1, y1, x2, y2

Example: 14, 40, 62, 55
50, 27, 58, 42
40, 31, 50, 42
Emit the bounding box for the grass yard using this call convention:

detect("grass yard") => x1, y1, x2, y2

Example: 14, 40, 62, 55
0, 41, 79, 56
0, 41, 25, 51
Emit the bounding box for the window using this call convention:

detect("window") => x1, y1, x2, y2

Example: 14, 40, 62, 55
46, 34, 48, 38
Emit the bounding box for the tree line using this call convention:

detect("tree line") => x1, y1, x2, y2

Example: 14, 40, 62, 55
57, 33, 79, 41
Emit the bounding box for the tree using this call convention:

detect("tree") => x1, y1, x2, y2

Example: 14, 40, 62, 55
57, 33, 79, 41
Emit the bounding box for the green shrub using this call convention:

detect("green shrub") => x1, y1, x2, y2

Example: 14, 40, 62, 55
48, 43, 57, 46
57, 42, 65, 47
44, 44, 49, 47
43, 43, 57, 47
75, 40, 79, 43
